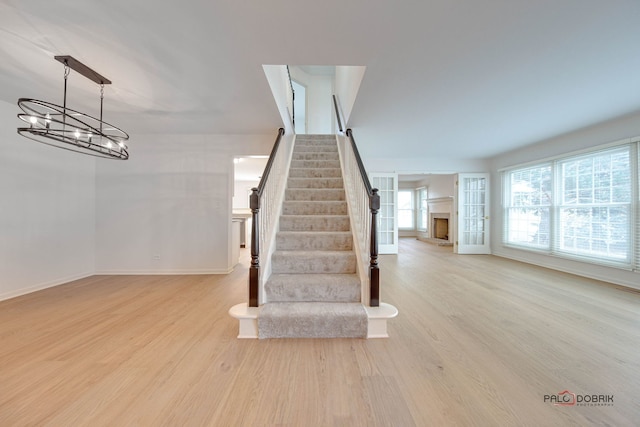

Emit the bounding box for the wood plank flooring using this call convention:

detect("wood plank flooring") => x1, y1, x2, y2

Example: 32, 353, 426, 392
1, 238, 638, 426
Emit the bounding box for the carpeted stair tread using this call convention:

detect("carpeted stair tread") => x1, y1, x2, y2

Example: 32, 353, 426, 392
294, 145, 338, 152
265, 273, 361, 302
279, 215, 350, 232
292, 152, 339, 161
258, 302, 367, 338
289, 168, 342, 178
290, 160, 341, 169
271, 250, 356, 274
285, 188, 345, 201
287, 177, 344, 188
276, 231, 353, 250
282, 201, 348, 215
295, 135, 336, 141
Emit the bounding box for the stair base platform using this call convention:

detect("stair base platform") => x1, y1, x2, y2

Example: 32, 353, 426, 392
229, 302, 398, 339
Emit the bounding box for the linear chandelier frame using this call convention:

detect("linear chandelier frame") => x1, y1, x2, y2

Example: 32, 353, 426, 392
17, 55, 129, 160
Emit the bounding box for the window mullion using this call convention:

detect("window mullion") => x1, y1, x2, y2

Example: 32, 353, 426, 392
551, 160, 560, 256
633, 141, 639, 271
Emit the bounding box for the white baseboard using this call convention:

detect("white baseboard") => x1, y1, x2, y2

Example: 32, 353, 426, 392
93, 268, 234, 275
0, 271, 94, 302
1, 266, 237, 303
493, 250, 640, 291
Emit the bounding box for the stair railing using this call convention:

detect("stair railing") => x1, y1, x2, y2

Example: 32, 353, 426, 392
333, 94, 344, 133
286, 65, 295, 129
333, 96, 380, 307
249, 128, 293, 307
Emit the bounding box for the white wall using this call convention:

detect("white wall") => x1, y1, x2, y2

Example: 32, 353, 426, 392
0, 100, 95, 301
489, 110, 640, 290
335, 66, 366, 126
364, 155, 488, 175
95, 133, 273, 275
233, 180, 259, 209
290, 67, 334, 134
263, 65, 294, 133
417, 174, 455, 199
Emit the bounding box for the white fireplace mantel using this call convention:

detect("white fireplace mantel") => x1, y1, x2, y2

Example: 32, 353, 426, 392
427, 197, 454, 242
427, 197, 453, 214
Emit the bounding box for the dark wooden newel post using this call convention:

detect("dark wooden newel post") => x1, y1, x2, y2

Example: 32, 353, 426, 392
249, 188, 260, 307
369, 188, 380, 307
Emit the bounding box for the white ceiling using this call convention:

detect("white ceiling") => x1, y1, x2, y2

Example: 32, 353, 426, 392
2, 0, 639, 159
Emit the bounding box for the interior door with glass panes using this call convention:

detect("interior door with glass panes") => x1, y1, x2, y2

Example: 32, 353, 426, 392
455, 173, 491, 254
370, 173, 398, 254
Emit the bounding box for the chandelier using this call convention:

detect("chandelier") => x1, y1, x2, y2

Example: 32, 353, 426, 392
17, 55, 130, 160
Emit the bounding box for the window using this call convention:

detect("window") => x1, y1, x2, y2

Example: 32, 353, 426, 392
503, 142, 637, 269
556, 148, 631, 262
398, 190, 414, 229
417, 188, 428, 231
504, 164, 552, 249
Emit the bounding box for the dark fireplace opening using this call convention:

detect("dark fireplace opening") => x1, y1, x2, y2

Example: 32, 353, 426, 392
433, 218, 449, 240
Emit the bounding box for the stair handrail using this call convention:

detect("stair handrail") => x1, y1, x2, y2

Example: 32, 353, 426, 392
286, 66, 295, 129
344, 128, 380, 306
249, 128, 287, 307
332, 94, 344, 133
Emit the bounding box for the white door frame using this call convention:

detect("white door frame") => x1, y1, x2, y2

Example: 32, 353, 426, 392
454, 173, 491, 254
370, 173, 399, 254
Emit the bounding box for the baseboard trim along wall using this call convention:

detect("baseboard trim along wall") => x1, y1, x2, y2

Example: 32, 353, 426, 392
93, 268, 235, 275
0, 272, 94, 302
493, 250, 640, 292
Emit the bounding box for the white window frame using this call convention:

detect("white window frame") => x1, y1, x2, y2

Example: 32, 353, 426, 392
503, 163, 552, 251
398, 189, 415, 230
417, 187, 428, 232
502, 138, 639, 271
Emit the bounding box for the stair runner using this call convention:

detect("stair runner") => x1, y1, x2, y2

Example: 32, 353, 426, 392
257, 135, 368, 338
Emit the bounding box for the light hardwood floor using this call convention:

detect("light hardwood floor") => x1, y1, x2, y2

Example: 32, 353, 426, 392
1, 238, 639, 426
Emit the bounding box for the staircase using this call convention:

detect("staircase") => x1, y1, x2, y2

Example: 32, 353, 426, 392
257, 135, 368, 338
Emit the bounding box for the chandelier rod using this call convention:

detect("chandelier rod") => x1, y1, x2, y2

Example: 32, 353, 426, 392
54, 55, 111, 85
63, 64, 69, 131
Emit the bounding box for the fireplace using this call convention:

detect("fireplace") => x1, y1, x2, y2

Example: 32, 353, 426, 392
433, 218, 449, 240
429, 212, 450, 241
424, 197, 453, 245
